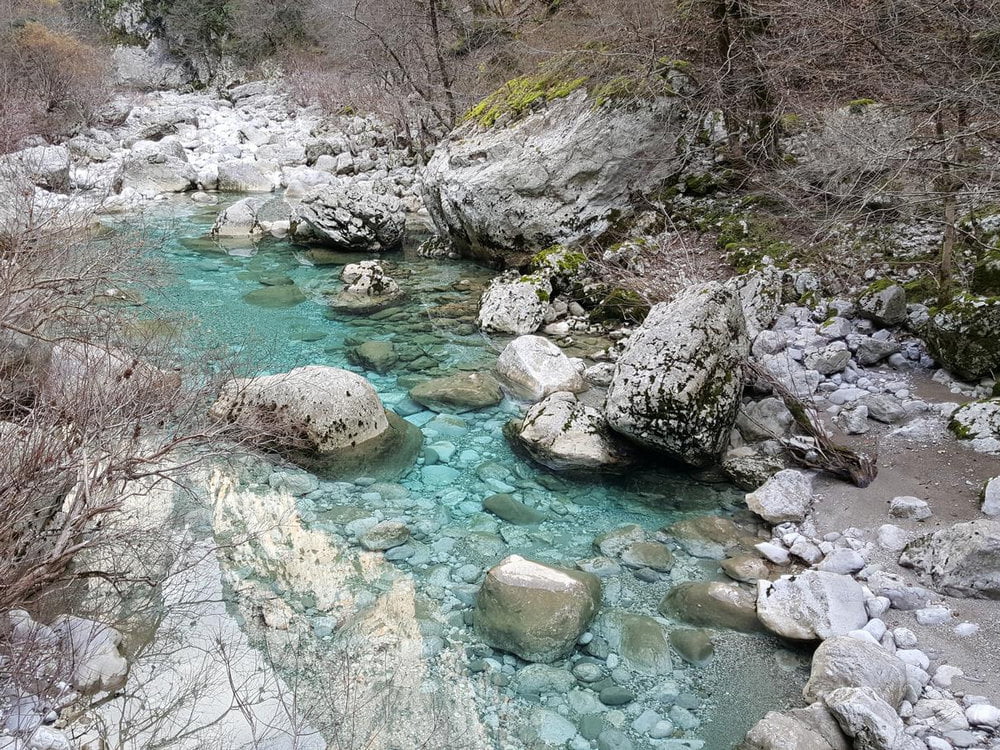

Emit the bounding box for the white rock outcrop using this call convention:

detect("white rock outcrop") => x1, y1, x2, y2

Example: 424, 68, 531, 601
422, 91, 686, 263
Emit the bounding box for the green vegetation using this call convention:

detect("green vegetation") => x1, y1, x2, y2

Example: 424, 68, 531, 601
463, 71, 587, 128
531, 245, 587, 275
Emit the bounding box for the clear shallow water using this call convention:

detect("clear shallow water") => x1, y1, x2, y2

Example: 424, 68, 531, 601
126, 197, 807, 749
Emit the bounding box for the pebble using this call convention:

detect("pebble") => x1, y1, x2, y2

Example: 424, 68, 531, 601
755, 541, 790, 565
599, 686, 635, 706
893, 627, 918, 649
668, 706, 700, 731
954, 622, 980, 637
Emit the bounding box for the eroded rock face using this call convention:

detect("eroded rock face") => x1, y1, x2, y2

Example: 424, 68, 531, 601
422, 91, 686, 264
506, 391, 633, 471
899, 519, 1000, 599
297, 182, 405, 252
605, 281, 750, 467
803, 636, 907, 708
477, 272, 550, 335
495, 335, 585, 401
756, 571, 868, 640
473, 555, 601, 663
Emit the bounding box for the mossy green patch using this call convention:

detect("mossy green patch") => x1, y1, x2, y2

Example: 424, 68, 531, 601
463, 71, 587, 128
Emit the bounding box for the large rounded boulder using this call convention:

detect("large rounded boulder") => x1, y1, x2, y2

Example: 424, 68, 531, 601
925, 294, 1000, 380
473, 555, 601, 663
297, 182, 405, 252
210, 365, 420, 477
422, 89, 686, 264
605, 281, 750, 467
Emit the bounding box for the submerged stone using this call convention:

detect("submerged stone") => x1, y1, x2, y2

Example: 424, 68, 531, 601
660, 581, 762, 633
483, 494, 547, 525
474, 555, 601, 663
410, 371, 504, 413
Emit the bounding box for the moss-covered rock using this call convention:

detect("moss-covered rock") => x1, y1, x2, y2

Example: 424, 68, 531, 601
971, 251, 1000, 296
925, 294, 1000, 380
463, 72, 588, 129
604, 281, 749, 467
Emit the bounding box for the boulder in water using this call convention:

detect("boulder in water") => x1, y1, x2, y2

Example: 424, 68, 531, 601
328, 261, 405, 314
495, 335, 585, 401
477, 272, 551, 335
659, 581, 762, 632
209, 365, 420, 478
605, 281, 749, 467
297, 182, 405, 252
473, 555, 601, 663
505, 391, 633, 471
410, 372, 504, 413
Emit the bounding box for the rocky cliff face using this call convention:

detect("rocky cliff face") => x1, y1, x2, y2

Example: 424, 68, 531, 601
422, 90, 688, 265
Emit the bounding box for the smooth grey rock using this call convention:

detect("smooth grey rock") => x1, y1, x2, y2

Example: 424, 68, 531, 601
824, 686, 905, 750
495, 336, 585, 402
507, 391, 632, 471
757, 571, 868, 640
473, 555, 601, 663
746, 469, 814, 524
804, 636, 908, 707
